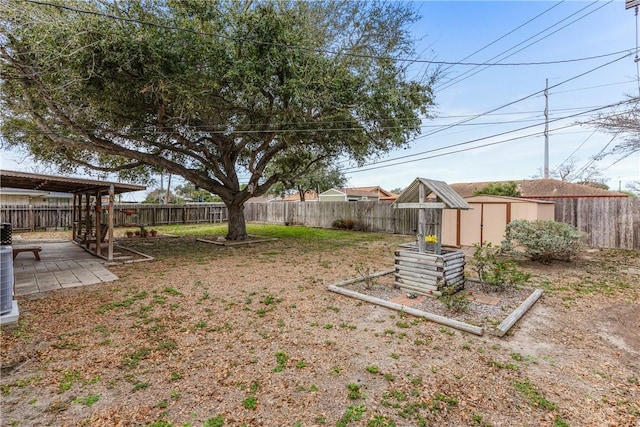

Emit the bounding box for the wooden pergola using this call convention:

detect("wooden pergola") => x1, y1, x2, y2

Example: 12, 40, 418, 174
0, 170, 145, 262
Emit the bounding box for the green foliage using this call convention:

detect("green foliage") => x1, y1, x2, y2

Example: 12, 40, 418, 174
346, 383, 363, 400
365, 365, 380, 374
438, 287, 472, 313
267, 159, 347, 201
470, 243, 531, 289
368, 415, 396, 427
242, 395, 258, 410
174, 182, 219, 203
203, 416, 225, 427
337, 404, 366, 427
473, 181, 520, 197
502, 220, 583, 263
512, 378, 557, 410
273, 351, 289, 372
72, 394, 100, 406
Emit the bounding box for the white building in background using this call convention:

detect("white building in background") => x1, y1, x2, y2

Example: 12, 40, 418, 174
0, 188, 73, 206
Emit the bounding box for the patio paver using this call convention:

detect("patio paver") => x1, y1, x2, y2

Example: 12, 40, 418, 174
11, 239, 119, 297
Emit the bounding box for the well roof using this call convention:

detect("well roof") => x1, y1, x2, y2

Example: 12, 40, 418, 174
394, 178, 470, 209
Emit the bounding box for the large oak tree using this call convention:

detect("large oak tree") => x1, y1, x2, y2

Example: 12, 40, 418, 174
1, 0, 436, 240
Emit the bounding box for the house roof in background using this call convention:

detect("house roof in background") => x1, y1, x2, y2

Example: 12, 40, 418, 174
464, 194, 555, 204
394, 178, 471, 209
0, 188, 49, 196
0, 170, 146, 195
449, 179, 628, 198
279, 191, 318, 202
328, 186, 393, 198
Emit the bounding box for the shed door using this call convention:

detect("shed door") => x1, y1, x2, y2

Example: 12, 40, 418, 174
482, 203, 508, 245
459, 202, 508, 246
459, 204, 481, 246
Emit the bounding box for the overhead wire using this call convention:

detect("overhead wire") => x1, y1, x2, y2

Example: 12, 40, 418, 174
341, 98, 637, 173
22, 0, 633, 67
437, 0, 565, 75
346, 122, 583, 174
437, 0, 611, 91
394, 52, 632, 144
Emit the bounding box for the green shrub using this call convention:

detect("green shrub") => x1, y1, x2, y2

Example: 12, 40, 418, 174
474, 181, 520, 197
438, 287, 472, 313
332, 218, 346, 229
502, 220, 583, 263
470, 242, 530, 289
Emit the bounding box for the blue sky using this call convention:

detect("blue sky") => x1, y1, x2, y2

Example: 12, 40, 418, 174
345, 0, 640, 192
1, 1, 639, 199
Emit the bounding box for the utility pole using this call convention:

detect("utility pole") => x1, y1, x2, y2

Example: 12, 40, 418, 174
544, 78, 549, 179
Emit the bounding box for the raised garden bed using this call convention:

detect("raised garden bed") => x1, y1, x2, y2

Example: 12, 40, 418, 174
329, 270, 542, 336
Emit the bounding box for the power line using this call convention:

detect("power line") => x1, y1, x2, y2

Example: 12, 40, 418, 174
342, 98, 637, 173
550, 79, 639, 95
438, 1, 566, 76
398, 52, 632, 144
437, 0, 611, 91
22, 0, 633, 67
345, 122, 582, 174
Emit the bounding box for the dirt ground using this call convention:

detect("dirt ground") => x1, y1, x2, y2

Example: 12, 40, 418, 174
1, 229, 638, 427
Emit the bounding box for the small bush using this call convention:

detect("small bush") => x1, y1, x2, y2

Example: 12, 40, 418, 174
470, 242, 530, 289
332, 218, 346, 229
502, 220, 583, 263
438, 287, 472, 313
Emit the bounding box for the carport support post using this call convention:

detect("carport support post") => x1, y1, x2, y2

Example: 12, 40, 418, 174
95, 190, 102, 257
108, 185, 114, 262
84, 193, 91, 241
72, 194, 78, 240
418, 183, 426, 253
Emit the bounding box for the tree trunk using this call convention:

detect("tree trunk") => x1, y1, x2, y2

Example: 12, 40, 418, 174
226, 201, 248, 241
165, 174, 172, 204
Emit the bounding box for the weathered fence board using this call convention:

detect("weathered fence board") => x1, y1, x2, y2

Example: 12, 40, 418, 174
549, 197, 639, 250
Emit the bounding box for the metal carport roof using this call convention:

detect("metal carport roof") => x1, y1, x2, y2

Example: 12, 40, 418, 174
0, 170, 145, 194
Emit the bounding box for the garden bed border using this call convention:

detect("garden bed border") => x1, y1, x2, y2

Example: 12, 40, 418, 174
328, 271, 544, 337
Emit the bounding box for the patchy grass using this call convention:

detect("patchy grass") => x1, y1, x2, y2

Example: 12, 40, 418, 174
3, 226, 638, 426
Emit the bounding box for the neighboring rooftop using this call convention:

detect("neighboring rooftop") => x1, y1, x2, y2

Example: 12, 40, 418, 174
449, 179, 629, 199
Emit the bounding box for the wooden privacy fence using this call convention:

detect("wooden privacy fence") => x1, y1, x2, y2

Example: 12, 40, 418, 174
243, 201, 423, 235
0, 205, 72, 231
0, 203, 228, 231
109, 204, 227, 227
1, 198, 638, 249
550, 197, 640, 251
243, 198, 640, 250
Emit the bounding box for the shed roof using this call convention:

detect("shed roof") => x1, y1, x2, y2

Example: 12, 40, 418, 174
394, 178, 471, 209
0, 170, 146, 195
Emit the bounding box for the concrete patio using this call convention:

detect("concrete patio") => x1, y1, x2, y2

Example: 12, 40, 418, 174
11, 239, 119, 297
